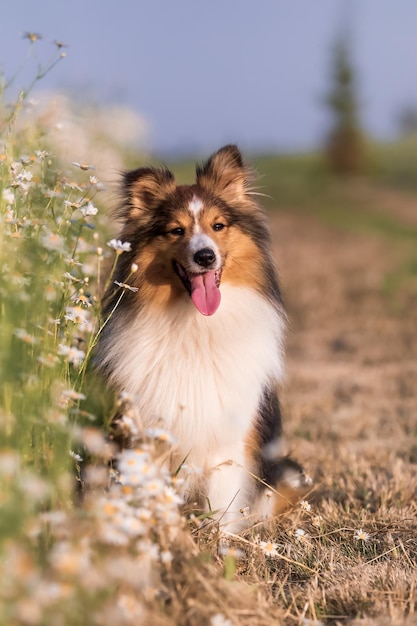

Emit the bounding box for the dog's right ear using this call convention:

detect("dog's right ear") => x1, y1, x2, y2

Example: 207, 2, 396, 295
118, 167, 176, 220
196, 144, 253, 206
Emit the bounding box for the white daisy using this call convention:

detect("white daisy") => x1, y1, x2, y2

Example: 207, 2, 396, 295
107, 238, 131, 252
2, 188, 15, 205
354, 528, 370, 542
40, 231, 65, 252
294, 528, 310, 542
80, 201, 98, 217
146, 427, 176, 445
72, 161, 95, 171
58, 344, 85, 367
259, 540, 279, 557
114, 280, 138, 292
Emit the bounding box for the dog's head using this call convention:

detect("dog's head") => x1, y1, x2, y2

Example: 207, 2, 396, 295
113, 145, 275, 315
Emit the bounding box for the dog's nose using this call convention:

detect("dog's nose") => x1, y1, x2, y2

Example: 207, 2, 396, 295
194, 247, 216, 268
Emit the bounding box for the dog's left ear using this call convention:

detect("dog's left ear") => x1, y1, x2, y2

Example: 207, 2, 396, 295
118, 166, 176, 221
196, 145, 253, 205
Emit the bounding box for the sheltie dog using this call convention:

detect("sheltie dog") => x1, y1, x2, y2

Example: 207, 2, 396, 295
96, 145, 307, 531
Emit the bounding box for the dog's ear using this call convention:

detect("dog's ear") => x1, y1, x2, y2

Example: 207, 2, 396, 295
196, 145, 253, 205
118, 167, 176, 220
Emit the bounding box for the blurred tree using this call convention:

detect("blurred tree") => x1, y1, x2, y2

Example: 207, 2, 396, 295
325, 35, 364, 175
397, 105, 417, 137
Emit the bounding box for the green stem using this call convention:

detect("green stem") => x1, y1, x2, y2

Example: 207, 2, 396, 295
76, 287, 126, 386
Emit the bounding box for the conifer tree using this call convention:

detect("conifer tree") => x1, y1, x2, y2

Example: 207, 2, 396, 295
325, 35, 364, 174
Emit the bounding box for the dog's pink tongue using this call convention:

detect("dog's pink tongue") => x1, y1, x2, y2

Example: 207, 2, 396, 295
190, 271, 221, 316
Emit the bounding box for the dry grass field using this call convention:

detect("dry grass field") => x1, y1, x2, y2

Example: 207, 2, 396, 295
250, 201, 417, 624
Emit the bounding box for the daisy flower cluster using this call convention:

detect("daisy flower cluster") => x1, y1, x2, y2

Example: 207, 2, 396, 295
92, 445, 183, 549
0, 98, 191, 619
0, 437, 188, 626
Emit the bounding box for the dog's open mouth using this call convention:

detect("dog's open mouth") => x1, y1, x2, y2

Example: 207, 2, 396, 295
173, 262, 222, 316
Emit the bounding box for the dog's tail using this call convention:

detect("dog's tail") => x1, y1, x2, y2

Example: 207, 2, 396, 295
254, 456, 312, 519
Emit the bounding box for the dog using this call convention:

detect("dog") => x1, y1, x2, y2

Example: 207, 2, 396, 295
96, 145, 307, 531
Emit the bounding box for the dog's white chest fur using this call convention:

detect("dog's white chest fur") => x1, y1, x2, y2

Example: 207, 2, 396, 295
102, 285, 285, 465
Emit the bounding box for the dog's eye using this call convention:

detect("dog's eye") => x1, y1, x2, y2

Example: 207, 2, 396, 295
169, 227, 185, 236
212, 223, 225, 232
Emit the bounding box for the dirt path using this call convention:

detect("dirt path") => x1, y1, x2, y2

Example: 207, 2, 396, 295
269, 210, 417, 494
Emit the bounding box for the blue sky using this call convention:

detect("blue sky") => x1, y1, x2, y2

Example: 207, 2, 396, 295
2, 1, 417, 155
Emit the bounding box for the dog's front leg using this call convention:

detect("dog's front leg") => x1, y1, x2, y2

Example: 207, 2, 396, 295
206, 442, 254, 533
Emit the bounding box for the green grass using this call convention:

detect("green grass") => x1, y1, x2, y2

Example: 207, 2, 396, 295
368, 134, 417, 190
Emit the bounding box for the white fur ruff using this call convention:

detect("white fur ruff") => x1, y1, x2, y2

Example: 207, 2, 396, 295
99, 285, 285, 526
